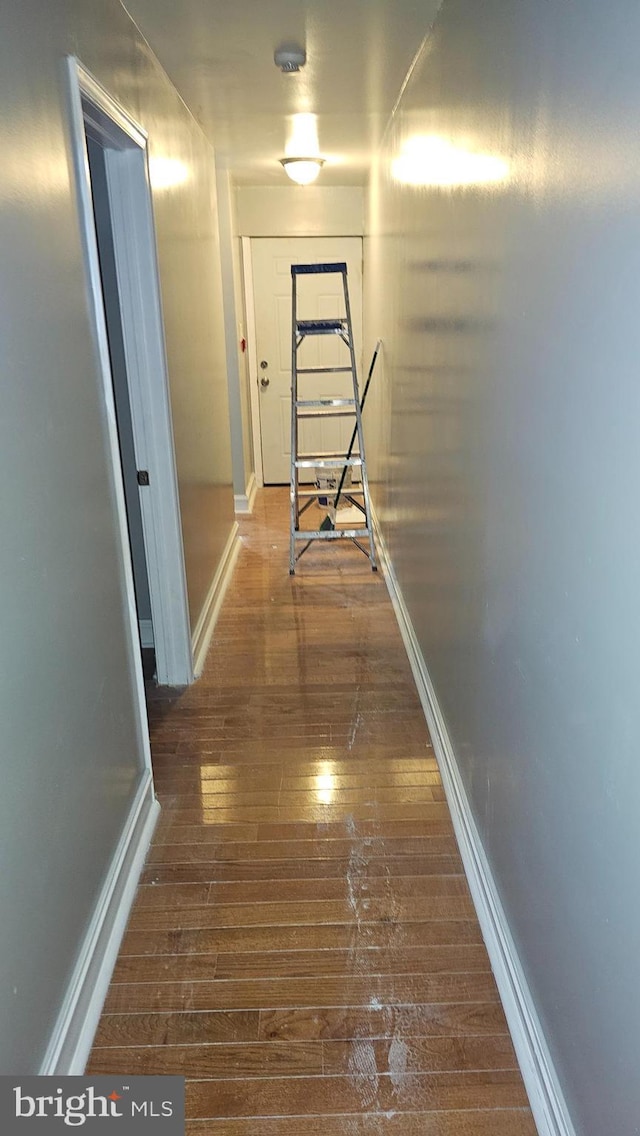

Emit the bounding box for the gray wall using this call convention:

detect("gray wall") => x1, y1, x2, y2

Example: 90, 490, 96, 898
0, 0, 232, 1071
365, 2, 640, 1133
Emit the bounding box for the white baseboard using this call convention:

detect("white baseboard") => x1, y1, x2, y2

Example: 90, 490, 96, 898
234, 472, 257, 515
40, 774, 159, 1074
138, 618, 154, 648
192, 521, 240, 677
373, 514, 576, 1136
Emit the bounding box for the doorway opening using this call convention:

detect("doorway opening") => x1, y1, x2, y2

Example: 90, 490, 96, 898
66, 59, 193, 688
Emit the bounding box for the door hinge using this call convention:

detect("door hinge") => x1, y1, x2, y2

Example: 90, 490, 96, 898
137, 470, 150, 486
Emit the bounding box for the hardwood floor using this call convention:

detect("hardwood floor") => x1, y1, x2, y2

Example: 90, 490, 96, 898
88, 488, 536, 1135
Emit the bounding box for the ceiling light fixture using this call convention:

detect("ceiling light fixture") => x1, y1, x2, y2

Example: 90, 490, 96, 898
274, 46, 306, 73
280, 156, 325, 185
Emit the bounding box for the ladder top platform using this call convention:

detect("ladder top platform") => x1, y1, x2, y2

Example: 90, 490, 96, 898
291, 262, 347, 276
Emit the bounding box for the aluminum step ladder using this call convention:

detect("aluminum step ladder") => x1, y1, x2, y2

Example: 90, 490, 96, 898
289, 261, 377, 574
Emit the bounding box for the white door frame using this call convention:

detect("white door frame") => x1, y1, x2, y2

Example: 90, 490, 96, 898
65, 57, 194, 687
241, 236, 265, 488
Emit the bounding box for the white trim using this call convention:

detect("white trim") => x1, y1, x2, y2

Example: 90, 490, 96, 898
234, 471, 257, 514
139, 619, 154, 648
373, 512, 576, 1136
40, 775, 159, 1074
248, 472, 258, 511
74, 65, 147, 149
64, 56, 155, 778
192, 522, 240, 676
241, 236, 264, 488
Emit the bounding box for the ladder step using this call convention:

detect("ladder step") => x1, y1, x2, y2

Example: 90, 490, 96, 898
296, 366, 353, 375
294, 529, 372, 541
296, 487, 365, 498
296, 398, 356, 408
296, 456, 362, 468
297, 319, 346, 336
291, 262, 347, 276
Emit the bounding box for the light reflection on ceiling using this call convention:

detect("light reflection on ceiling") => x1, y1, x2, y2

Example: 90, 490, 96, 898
285, 113, 321, 158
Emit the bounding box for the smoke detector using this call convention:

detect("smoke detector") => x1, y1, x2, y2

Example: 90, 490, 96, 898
274, 47, 306, 73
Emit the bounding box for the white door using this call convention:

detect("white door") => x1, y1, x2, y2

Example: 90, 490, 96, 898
252, 237, 363, 484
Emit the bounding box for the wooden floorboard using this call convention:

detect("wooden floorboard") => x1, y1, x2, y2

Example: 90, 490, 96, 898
127, 896, 478, 931
87, 488, 534, 1134
111, 944, 491, 984
183, 1114, 537, 1136
119, 920, 485, 957
187, 1070, 528, 1116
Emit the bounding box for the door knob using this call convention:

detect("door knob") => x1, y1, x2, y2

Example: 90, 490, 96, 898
260, 376, 270, 388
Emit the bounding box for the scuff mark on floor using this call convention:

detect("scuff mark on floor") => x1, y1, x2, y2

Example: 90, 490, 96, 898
347, 710, 364, 750
346, 844, 369, 915
345, 812, 376, 977
388, 1035, 409, 1093
347, 1038, 380, 1111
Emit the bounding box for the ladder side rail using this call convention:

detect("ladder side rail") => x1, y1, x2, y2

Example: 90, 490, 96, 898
341, 267, 377, 570
289, 268, 300, 573
333, 339, 381, 509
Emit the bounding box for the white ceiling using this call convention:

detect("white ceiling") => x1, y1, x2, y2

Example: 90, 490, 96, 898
124, 0, 442, 185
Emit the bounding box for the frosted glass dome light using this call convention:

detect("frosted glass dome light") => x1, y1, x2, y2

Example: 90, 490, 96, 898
280, 157, 325, 185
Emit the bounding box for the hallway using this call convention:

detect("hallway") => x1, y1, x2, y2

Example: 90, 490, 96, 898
88, 489, 535, 1134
